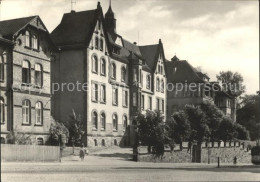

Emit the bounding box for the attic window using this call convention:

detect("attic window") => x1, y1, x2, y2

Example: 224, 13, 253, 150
112, 46, 120, 55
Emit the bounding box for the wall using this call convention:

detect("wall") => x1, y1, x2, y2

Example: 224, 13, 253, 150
1, 144, 60, 162
137, 142, 251, 163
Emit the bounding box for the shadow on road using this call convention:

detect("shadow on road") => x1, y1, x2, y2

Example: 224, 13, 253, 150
92, 153, 132, 161
115, 166, 260, 173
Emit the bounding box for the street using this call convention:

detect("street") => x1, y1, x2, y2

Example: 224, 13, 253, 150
1, 147, 260, 182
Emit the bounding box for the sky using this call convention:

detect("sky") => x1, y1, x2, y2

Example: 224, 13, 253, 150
0, 0, 259, 95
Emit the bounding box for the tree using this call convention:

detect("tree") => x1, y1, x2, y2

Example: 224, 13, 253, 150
216, 117, 237, 142
65, 110, 86, 146
167, 111, 190, 144
199, 101, 226, 141
47, 118, 69, 148
6, 131, 32, 145
216, 71, 245, 96
184, 105, 210, 143
237, 94, 260, 140
136, 110, 168, 157
235, 123, 250, 140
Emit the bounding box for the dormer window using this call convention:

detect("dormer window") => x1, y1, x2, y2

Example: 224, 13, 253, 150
32, 34, 38, 50
95, 37, 99, 49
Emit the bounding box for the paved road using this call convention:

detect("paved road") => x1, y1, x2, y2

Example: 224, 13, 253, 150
1, 147, 260, 182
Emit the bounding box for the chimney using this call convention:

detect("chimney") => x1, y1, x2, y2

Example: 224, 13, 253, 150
133, 42, 137, 45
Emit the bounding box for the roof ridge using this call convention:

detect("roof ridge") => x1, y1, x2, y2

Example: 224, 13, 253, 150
0, 15, 37, 23
63, 9, 97, 15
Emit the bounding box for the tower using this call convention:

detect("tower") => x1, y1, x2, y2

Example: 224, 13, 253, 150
105, 0, 116, 35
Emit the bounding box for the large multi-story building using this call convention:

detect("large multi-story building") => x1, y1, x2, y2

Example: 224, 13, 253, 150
165, 55, 236, 122
51, 2, 167, 147
0, 16, 55, 144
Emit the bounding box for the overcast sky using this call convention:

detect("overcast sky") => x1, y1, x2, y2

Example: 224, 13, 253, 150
1, 0, 259, 95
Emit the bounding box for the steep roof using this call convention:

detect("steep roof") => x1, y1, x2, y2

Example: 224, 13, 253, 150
167, 59, 205, 83
51, 9, 98, 47
0, 16, 37, 40
139, 44, 160, 71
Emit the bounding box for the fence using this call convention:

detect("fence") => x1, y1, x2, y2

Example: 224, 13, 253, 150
1, 144, 60, 162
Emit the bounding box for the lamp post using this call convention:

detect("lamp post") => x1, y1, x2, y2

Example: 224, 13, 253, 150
71, 137, 75, 154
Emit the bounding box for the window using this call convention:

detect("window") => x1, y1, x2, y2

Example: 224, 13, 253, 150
92, 55, 98, 73
35, 64, 43, 87
91, 83, 98, 102
95, 37, 99, 49
100, 84, 106, 103
111, 63, 116, 79
25, 31, 30, 47
102, 139, 105, 146
156, 98, 160, 111
161, 79, 164, 93
114, 139, 118, 145
32, 35, 38, 50
22, 60, 31, 84
141, 95, 144, 110
22, 100, 31, 124
133, 92, 137, 107
100, 58, 106, 76
0, 56, 4, 81
121, 67, 126, 82
101, 113, 106, 130
148, 96, 152, 110
156, 77, 160, 91
94, 139, 98, 146
123, 115, 127, 131
146, 75, 151, 89
133, 69, 137, 82
161, 100, 164, 113
92, 111, 98, 130
112, 87, 118, 105
0, 98, 4, 124
37, 138, 43, 145
100, 39, 103, 51
35, 102, 43, 125
112, 114, 118, 131
139, 69, 142, 83
123, 90, 128, 107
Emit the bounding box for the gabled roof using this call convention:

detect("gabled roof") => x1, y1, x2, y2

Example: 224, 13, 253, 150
0, 16, 37, 40
167, 59, 205, 83
139, 44, 159, 71
51, 9, 98, 47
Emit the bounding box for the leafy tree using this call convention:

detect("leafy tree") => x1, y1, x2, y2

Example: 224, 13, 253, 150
47, 118, 69, 148
184, 105, 210, 143
234, 123, 250, 140
237, 94, 260, 140
65, 110, 85, 147
6, 131, 32, 145
167, 111, 190, 144
216, 71, 245, 96
136, 110, 168, 157
216, 117, 237, 142
199, 101, 226, 141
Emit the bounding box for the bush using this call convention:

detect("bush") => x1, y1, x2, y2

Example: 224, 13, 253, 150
6, 131, 32, 145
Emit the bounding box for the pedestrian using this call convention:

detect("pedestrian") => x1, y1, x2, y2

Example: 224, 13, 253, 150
79, 145, 85, 161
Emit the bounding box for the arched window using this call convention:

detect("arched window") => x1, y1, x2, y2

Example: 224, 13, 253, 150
111, 63, 116, 79
114, 139, 118, 146
121, 66, 126, 82
95, 37, 99, 49
156, 77, 160, 91
161, 79, 164, 93
102, 139, 105, 146
22, 60, 31, 84
25, 31, 30, 47
123, 115, 127, 131
146, 75, 151, 89
37, 137, 44, 145
0, 55, 4, 81
22, 100, 31, 124
0, 98, 5, 124
35, 102, 43, 125
92, 111, 98, 130
94, 139, 98, 146
92, 55, 98, 73
101, 113, 106, 130
34, 64, 43, 87
100, 58, 106, 75
112, 114, 118, 131
32, 34, 38, 50
112, 87, 118, 105
100, 39, 103, 51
